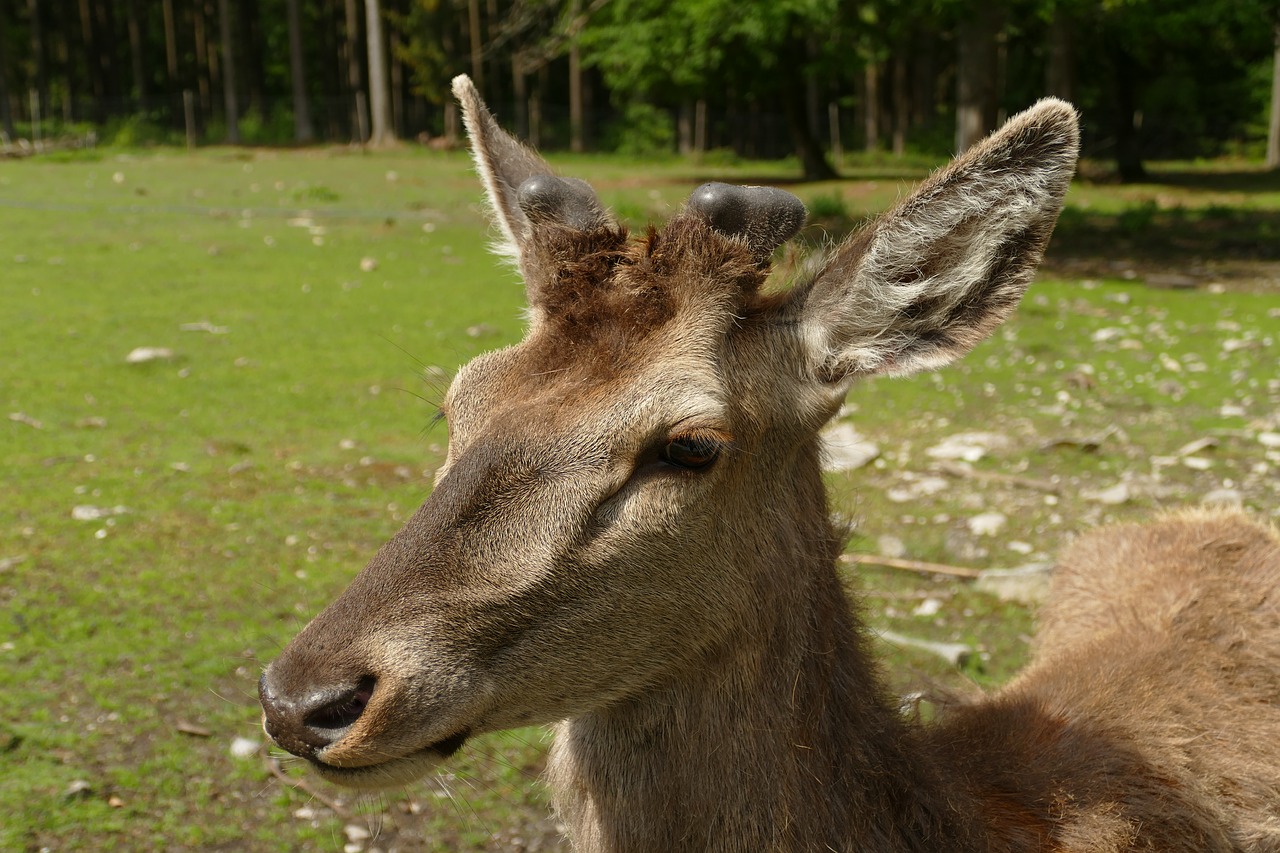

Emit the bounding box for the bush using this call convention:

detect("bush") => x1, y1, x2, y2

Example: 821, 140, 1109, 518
603, 102, 676, 157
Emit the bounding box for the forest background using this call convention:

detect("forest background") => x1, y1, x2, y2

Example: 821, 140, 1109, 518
2, 0, 1280, 179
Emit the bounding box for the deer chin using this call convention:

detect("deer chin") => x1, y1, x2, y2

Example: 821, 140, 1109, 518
307, 728, 471, 790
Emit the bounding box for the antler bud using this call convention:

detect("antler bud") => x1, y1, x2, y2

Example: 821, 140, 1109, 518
517, 175, 608, 231
686, 182, 808, 262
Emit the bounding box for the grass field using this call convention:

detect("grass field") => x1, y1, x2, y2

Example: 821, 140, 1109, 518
2, 144, 1278, 852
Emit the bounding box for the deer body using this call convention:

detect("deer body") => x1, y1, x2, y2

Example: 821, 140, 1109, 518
259, 76, 1280, 852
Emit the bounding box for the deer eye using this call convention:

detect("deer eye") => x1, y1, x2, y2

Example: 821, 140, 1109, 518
660, 434, 722, 470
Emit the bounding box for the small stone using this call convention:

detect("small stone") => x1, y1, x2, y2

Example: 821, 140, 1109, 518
1201, 488, 1244, 508
876, 535, 906, 559
912, 598, 942, 617
344, 824, 372, 842
926, 432, 1008, 463
976, 562, 1055, 604
125, 346, 175, 364
359, 257, 378, 272
465, 323, 499, 338
1259, 432, 1280, 449
71, 505, 128, 521
967, 511, 1007, 537
229, 737, 259, 758
64, 779, 93, 799
821, 423, 880, 472
1082, 482, 1129, 505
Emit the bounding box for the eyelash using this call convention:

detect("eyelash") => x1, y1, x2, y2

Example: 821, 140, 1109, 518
659, 429, 728, 471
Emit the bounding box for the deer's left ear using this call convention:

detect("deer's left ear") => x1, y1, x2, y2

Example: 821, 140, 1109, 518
453, 75, 608, 263
789, 99, 1079, 393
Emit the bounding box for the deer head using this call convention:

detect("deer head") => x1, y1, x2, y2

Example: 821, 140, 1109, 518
259, 76, 1078, 789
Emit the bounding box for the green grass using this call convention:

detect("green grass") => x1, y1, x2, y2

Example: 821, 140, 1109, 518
2, 146, 1278, 851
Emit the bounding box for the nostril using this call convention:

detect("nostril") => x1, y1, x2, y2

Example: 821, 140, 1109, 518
304, 676, 376, 734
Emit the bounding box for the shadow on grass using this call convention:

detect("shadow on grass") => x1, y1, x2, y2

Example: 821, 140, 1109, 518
792, 168, 1280, 289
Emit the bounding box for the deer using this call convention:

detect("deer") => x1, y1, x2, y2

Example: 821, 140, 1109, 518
259, 75, 1280, 852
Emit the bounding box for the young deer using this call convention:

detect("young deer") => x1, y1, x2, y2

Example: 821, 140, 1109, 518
260, 76, 1280, 851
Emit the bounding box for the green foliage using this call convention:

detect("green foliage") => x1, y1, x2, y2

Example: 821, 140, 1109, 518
807, 190, 850, 220
601, 102, 676, 156
580, 0, 840, 102
100, 115, 179, 148
236, 105, 300, 146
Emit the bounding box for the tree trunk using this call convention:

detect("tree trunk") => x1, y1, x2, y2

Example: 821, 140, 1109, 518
365, 0, 394, 146
784, 92, 838, 180
1045, 5, 1073, 102
1110, 42, 1146, 182
390, 27, 404, 138
512, 52, 528, 139
343, 0, 366, 142
864, 61, 880, 152
93, 0, 120, 116
218, 0, 239, 143
126, 0, 148, 114
242, 0, 266, 119
194, 1, 212, 120
286, 0, 314, 142
955, 4, 1000, 153
1267, 22, 1280, 170
781, 38, 837, 181
28, 0, 50, 115
162, 0, 179, 80
0, 1, 13, 141
892, 54, 908, 156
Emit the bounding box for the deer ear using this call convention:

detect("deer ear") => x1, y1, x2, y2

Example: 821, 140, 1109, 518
791, 99, 1079, 391
452, 75, 607, 261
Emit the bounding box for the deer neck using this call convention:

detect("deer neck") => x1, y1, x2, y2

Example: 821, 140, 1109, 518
547, 448, 979, 853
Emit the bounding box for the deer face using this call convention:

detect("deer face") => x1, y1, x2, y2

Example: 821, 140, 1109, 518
259, 76, 1078, 789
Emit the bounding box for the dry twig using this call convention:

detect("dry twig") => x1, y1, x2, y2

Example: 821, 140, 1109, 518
841, 553, 982, 580
264, 755, 354, 819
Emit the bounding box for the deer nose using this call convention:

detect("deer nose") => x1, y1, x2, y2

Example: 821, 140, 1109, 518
258, 673, 376, 758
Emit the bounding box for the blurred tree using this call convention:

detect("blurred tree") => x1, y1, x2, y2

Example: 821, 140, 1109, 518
286, 0, 315, 141
367, 0, 395, 145
1269, 20, 1280, 169
0, 2, 13, 140
219, 0, 240, 142
581, 0, 841, 179
1065, 0, 1280, 181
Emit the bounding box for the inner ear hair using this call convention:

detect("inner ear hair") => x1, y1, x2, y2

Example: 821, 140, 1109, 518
795, 98, 1079, 383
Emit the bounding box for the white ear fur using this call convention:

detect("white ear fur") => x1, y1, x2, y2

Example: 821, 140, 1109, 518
452, 74, 555, 262
794, 98, 1079, 389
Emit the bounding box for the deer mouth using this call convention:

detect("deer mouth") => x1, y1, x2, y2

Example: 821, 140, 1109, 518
309, 728, 472, 789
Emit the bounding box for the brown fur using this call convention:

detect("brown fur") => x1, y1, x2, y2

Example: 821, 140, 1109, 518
259, 78, 1280, 852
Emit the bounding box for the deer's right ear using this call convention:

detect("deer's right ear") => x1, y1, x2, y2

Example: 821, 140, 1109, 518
452, 75, 606, 263
787, 99, 1079, 398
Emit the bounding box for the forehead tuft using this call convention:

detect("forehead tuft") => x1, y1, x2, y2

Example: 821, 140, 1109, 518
522, 216, 767, 374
